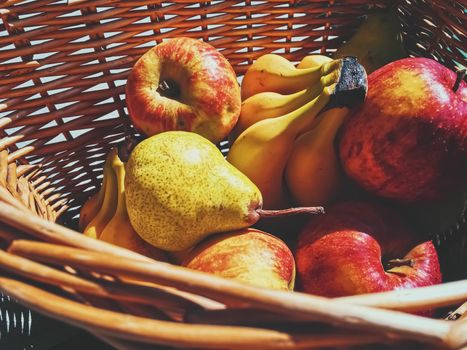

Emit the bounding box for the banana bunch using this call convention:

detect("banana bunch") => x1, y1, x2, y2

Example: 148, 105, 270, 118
81, 150, 118, 238
79, 148, 167, 261
228, 53, 367, 209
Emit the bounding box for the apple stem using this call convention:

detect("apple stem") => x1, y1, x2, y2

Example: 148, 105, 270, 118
256, 206, 325, 218
118, 135, 145, 162
453, 68, 466, 92
158, 79, 181, 99
385, 258, 414, 270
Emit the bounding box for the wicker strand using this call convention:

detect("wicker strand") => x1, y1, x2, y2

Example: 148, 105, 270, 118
0, 249, 217, 314
185, 280, 467, 324
6, 240, 456, 347
0, 276, 388, 350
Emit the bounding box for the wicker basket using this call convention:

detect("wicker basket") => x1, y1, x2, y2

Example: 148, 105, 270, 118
0, 0, 466, 349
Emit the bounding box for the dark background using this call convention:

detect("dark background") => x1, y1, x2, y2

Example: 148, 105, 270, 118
0, 292, 115, 350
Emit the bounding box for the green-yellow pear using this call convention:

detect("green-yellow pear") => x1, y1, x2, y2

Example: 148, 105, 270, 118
125, 131, 265, 252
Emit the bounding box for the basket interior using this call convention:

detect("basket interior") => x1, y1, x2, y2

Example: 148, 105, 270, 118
0, 3, 466, 349
0, 0, 465, 272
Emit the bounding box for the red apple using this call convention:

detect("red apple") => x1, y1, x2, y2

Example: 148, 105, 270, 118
126, 37, 241, 144
182, 228, 295, 291
339, 57, 467, 202
296, 201, 441, 298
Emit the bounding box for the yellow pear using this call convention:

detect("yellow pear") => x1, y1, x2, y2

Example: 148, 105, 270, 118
125, 131, 264, 252
99, 151, 167, 261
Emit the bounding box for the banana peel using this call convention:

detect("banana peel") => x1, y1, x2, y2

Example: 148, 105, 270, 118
79, 191, 102, 232
79, 158, 112, 231
83, 149, 118, 239
285, 107, 350, 207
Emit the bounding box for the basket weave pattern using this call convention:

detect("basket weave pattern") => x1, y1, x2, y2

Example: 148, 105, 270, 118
0, 0, 466, 349
0, 0, 465, 222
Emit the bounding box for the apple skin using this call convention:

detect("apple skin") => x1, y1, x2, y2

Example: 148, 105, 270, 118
296, 201, 441, 298
126, 37, 241, 144
339, 57, 467, 203
182, 228, 296, 291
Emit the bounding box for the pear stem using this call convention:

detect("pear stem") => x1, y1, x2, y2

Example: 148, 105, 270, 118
385, 258, 413, 270
453, 68, 465, 93
256, 206, 324, 218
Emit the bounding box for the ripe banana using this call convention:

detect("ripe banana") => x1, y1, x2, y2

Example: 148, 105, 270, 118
79, 192, 102, 232
230, 54, 334, 142
241, 54, 341, 99
79, 156, 113, 230
285, 107, 350, 206
99, 151, 167, 261
83, 149, 118, 239
297, 54, 333, 69
227, 84, 335, 209
231, 87, 321, 142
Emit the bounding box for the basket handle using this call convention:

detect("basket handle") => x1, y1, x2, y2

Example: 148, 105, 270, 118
0, 200, 154, 262
7, 240, 455, 347
0, 276, 384, 350
446, 318, 467, 349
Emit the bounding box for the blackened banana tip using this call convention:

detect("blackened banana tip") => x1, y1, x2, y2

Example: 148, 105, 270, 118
328, 56, 368, 109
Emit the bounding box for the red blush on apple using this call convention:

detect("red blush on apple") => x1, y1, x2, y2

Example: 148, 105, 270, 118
296, 201, 442, 298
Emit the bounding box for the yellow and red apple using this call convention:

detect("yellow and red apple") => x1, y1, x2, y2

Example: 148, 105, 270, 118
339, 57, 467, 203
296, 201, 441, 298
182, 228, 296, 291
126, 37, 241, 143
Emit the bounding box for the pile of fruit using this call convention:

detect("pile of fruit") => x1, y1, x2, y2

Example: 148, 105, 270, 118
79, 13, 466, 309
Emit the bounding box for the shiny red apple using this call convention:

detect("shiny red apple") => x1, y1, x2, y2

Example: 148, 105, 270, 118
339, 57, 467, 202
296, 201, 441, 297
126, 37, 241, 144
182, 228, 296, 291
